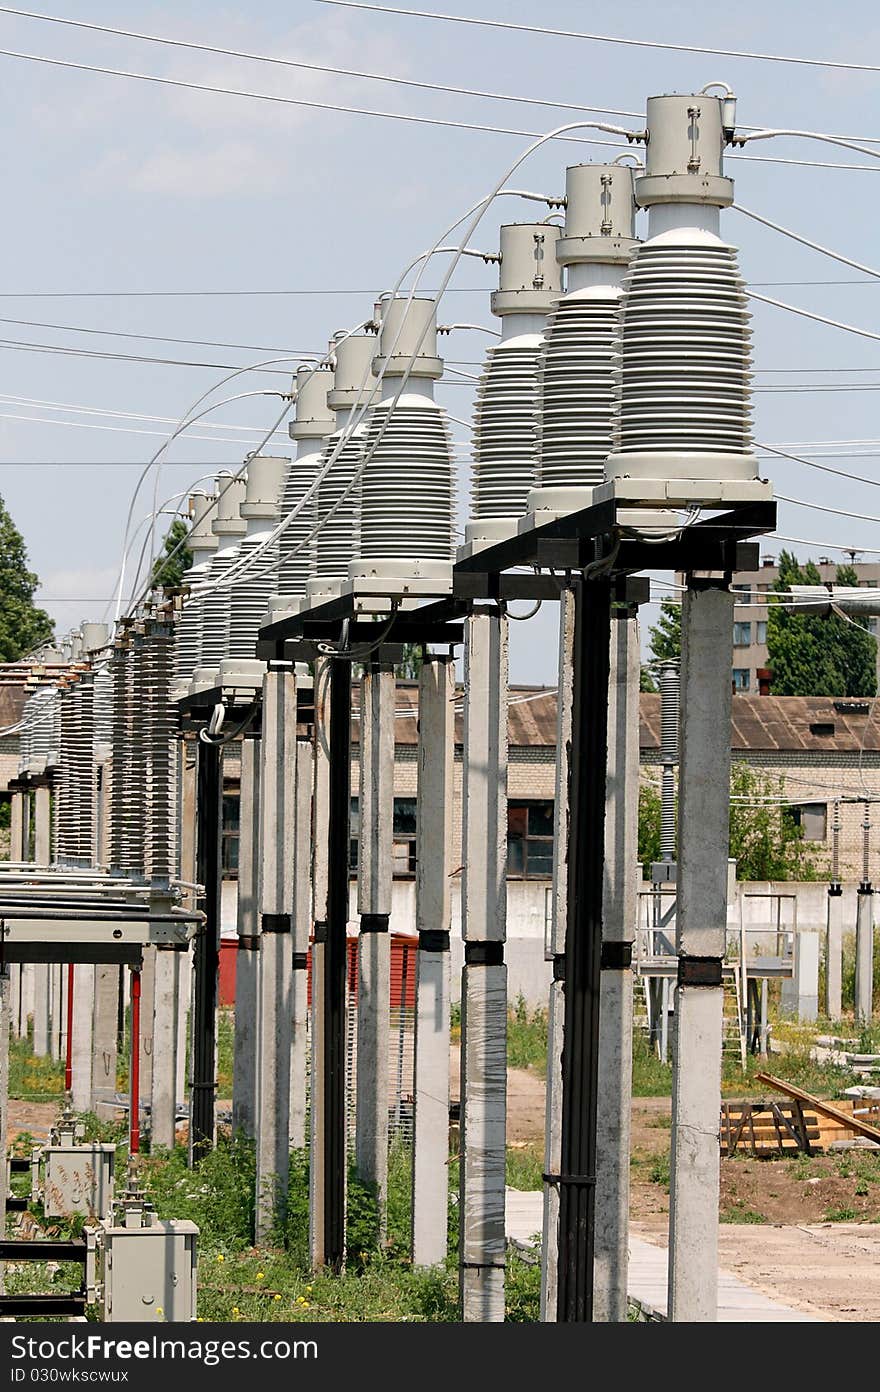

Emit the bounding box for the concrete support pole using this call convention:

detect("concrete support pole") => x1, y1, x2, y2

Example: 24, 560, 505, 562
33, 784, 51, 866
232, 737, 261, 1139
255, 665, 296, 1241
667, 582, 735, 1323
411, 655, 454, 1268
541, 589, 573, 1321
355, 663, 395, 1220
290, 734, 314, 1151
49, 963, 62, 1060
150, 949, 181, 1148
177, 741, 197, 1108
9, 963, 21, 1039
20, 790, 31, 861
10, 790, 23, 862
137, 947, 156, 1107
460, 610, 508, 1323
855, 886, 875, 1024
309, 660, 331, 1269
70, 963, 95, 1112
91, 966, 119, 1109
32, 965, 50, 1056
0, 966, 9, 1293
594, 608, 639, 1322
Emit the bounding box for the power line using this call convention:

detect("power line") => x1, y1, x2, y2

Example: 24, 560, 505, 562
0, 287, 495, 298
0, 38, 873, 172
315, 0, 880, 74
0, 314, 326, 356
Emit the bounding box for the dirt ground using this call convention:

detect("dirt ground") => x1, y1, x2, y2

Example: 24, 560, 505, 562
12, 1064, 880, 1321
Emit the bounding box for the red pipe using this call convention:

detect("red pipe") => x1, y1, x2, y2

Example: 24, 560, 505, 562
130, 968, 141, 1156
64, 964, 74, 1093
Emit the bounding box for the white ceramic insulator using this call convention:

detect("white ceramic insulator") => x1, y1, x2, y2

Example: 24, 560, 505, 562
472, 333, 544, 519
278, 445, 321, 595
358, 394, 454, 562
611, 228, 753, 458
226, 530, 280, 661
173, 559, 211, 683
313, 426, 365, 581
536, 287, 622, 489
197, 544, 242, 670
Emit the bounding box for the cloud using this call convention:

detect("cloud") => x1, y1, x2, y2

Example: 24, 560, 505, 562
95, 138, 283, 197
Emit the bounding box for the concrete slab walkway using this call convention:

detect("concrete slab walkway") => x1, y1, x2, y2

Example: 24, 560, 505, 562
504, 1189, 818, 1322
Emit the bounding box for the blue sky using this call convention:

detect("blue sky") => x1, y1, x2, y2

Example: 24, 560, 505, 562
2, 0, 880, 680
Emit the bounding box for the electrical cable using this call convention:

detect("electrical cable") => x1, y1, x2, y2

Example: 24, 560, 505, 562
759, 442, 880, 490
313, 0, 880, 75
749, 292, 880, 343
734, 203, 880, 281
739, 129, 880, 162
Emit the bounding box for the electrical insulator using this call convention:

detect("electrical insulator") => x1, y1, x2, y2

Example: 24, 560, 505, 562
350, 296, 455, 597
306, 333, 378, 606
219, 454, 287, 687
190, 473, 246, 692
172, 491, 219, 698
603, 93, 771, 512
526, 163, 639, 525
464, 223, 562, 553
268, 363, 335, 625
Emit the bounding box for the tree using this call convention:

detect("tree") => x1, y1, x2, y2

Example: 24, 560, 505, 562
766, 550, 876, 697
647, 597, 681, 665
0, 493, 54, 661
640, 665, 658, 693
151, 518, 193, 591
637, 763, 822, 881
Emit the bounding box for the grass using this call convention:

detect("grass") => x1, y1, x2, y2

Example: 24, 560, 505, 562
506, 996, 548, 1073
824, 1205, 858, 1222
720, 1204, 766, 1224
506, 1144, 543, 1191
9, 1035, 65, 1101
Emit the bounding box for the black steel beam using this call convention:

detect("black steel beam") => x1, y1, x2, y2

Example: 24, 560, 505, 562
191, 738, 222, 1159
556, 577, 612, 1322
0, 1239, 86, 1261
324, 655, 352, 1271
0, 945, 144, 966
0, 1294, 87, 1316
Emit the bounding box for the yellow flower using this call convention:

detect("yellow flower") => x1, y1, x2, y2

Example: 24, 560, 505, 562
256, 1272, 265, 1281
216, 1254, 225, 1263
155, 1308, 163, 1318
273, 1294, 281, 1302
231, 1307, 240, 1317
305, 1285, 313, 1294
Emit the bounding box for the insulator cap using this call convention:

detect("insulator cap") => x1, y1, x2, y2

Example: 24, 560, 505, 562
211, 472, 247, 536
289, 363, 334, 440
81, 622, 108, 654
556, 165, 639, 266
240, 454, 287, 519
187, 492, 219, 555
637, 94, 734, 208
491, 223, 562, 315
327, 333, 379, 410
373, 296, 443, 379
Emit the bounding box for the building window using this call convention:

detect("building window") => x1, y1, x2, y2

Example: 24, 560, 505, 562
733, 583, 752, 603
349, 796, 418, 876
507, 799, 554, 878
784, 803, 827, 842
733, 621, 752, 647
222, 792, 240, 878
756, 620, 767, 644
732, 669, 751, 692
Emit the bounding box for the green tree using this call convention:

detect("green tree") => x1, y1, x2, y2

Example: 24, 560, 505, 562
766, 550, 876, 697
640, 665, 658, 693
637, 764, 822, 881
395, 644, 424, 680
647, 598, 681, 665
0, 493, 54, 661
151, 518, 193, 591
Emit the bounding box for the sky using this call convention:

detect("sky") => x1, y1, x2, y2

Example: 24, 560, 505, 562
2, 0, 880, 681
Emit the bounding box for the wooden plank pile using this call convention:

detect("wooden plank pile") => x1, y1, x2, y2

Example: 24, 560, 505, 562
721, 1075, 880, 1156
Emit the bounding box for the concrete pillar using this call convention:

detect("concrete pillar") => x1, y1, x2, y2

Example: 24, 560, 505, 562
411, 656, 454, 1268
855, 886, 875, 1024
309, 660, 331, 1269
177, 740, 197, 1110
668, 582, 734, 1323
290, 734, 314, 1151
20, 790, 31, 861
232, 737, 261, 1139
825, 886, 844, 1021
33, 785, 51, 866
594, 608, 639, 1322
32, 964, 50, 1056
91, 965, 119, 1109
0, 967, 9, 1294
9, 964, 21, 1040
49, 962, 63, 1061
10, 790, 24, 862
150, 948, 181, 1148
255, 665, 296, 1241
355, 664, 394, 1220
70, 964, 95, 1112
541, 589, 573, 1322
460, 610, 508, 1323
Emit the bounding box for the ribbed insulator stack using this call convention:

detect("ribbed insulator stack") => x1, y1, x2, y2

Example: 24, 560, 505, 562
108, 638, 127, 873
659, 661, 680, 863
610, 233, 752, 458
358, 400, 454, 562
18, 692, 33, 775
76, 674, 96, 865
127, 630, 147, 878
93, 662, 112, 746
536, 291, 622, 490
196, 474, 247, 674
145, 620, 176, 883
55, 683, 74, 863
313, 429, 365, 580
225, 455, 285, 661
355, 298, 454, 576
469, 224, 561, 535
278, 364, 334, 598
